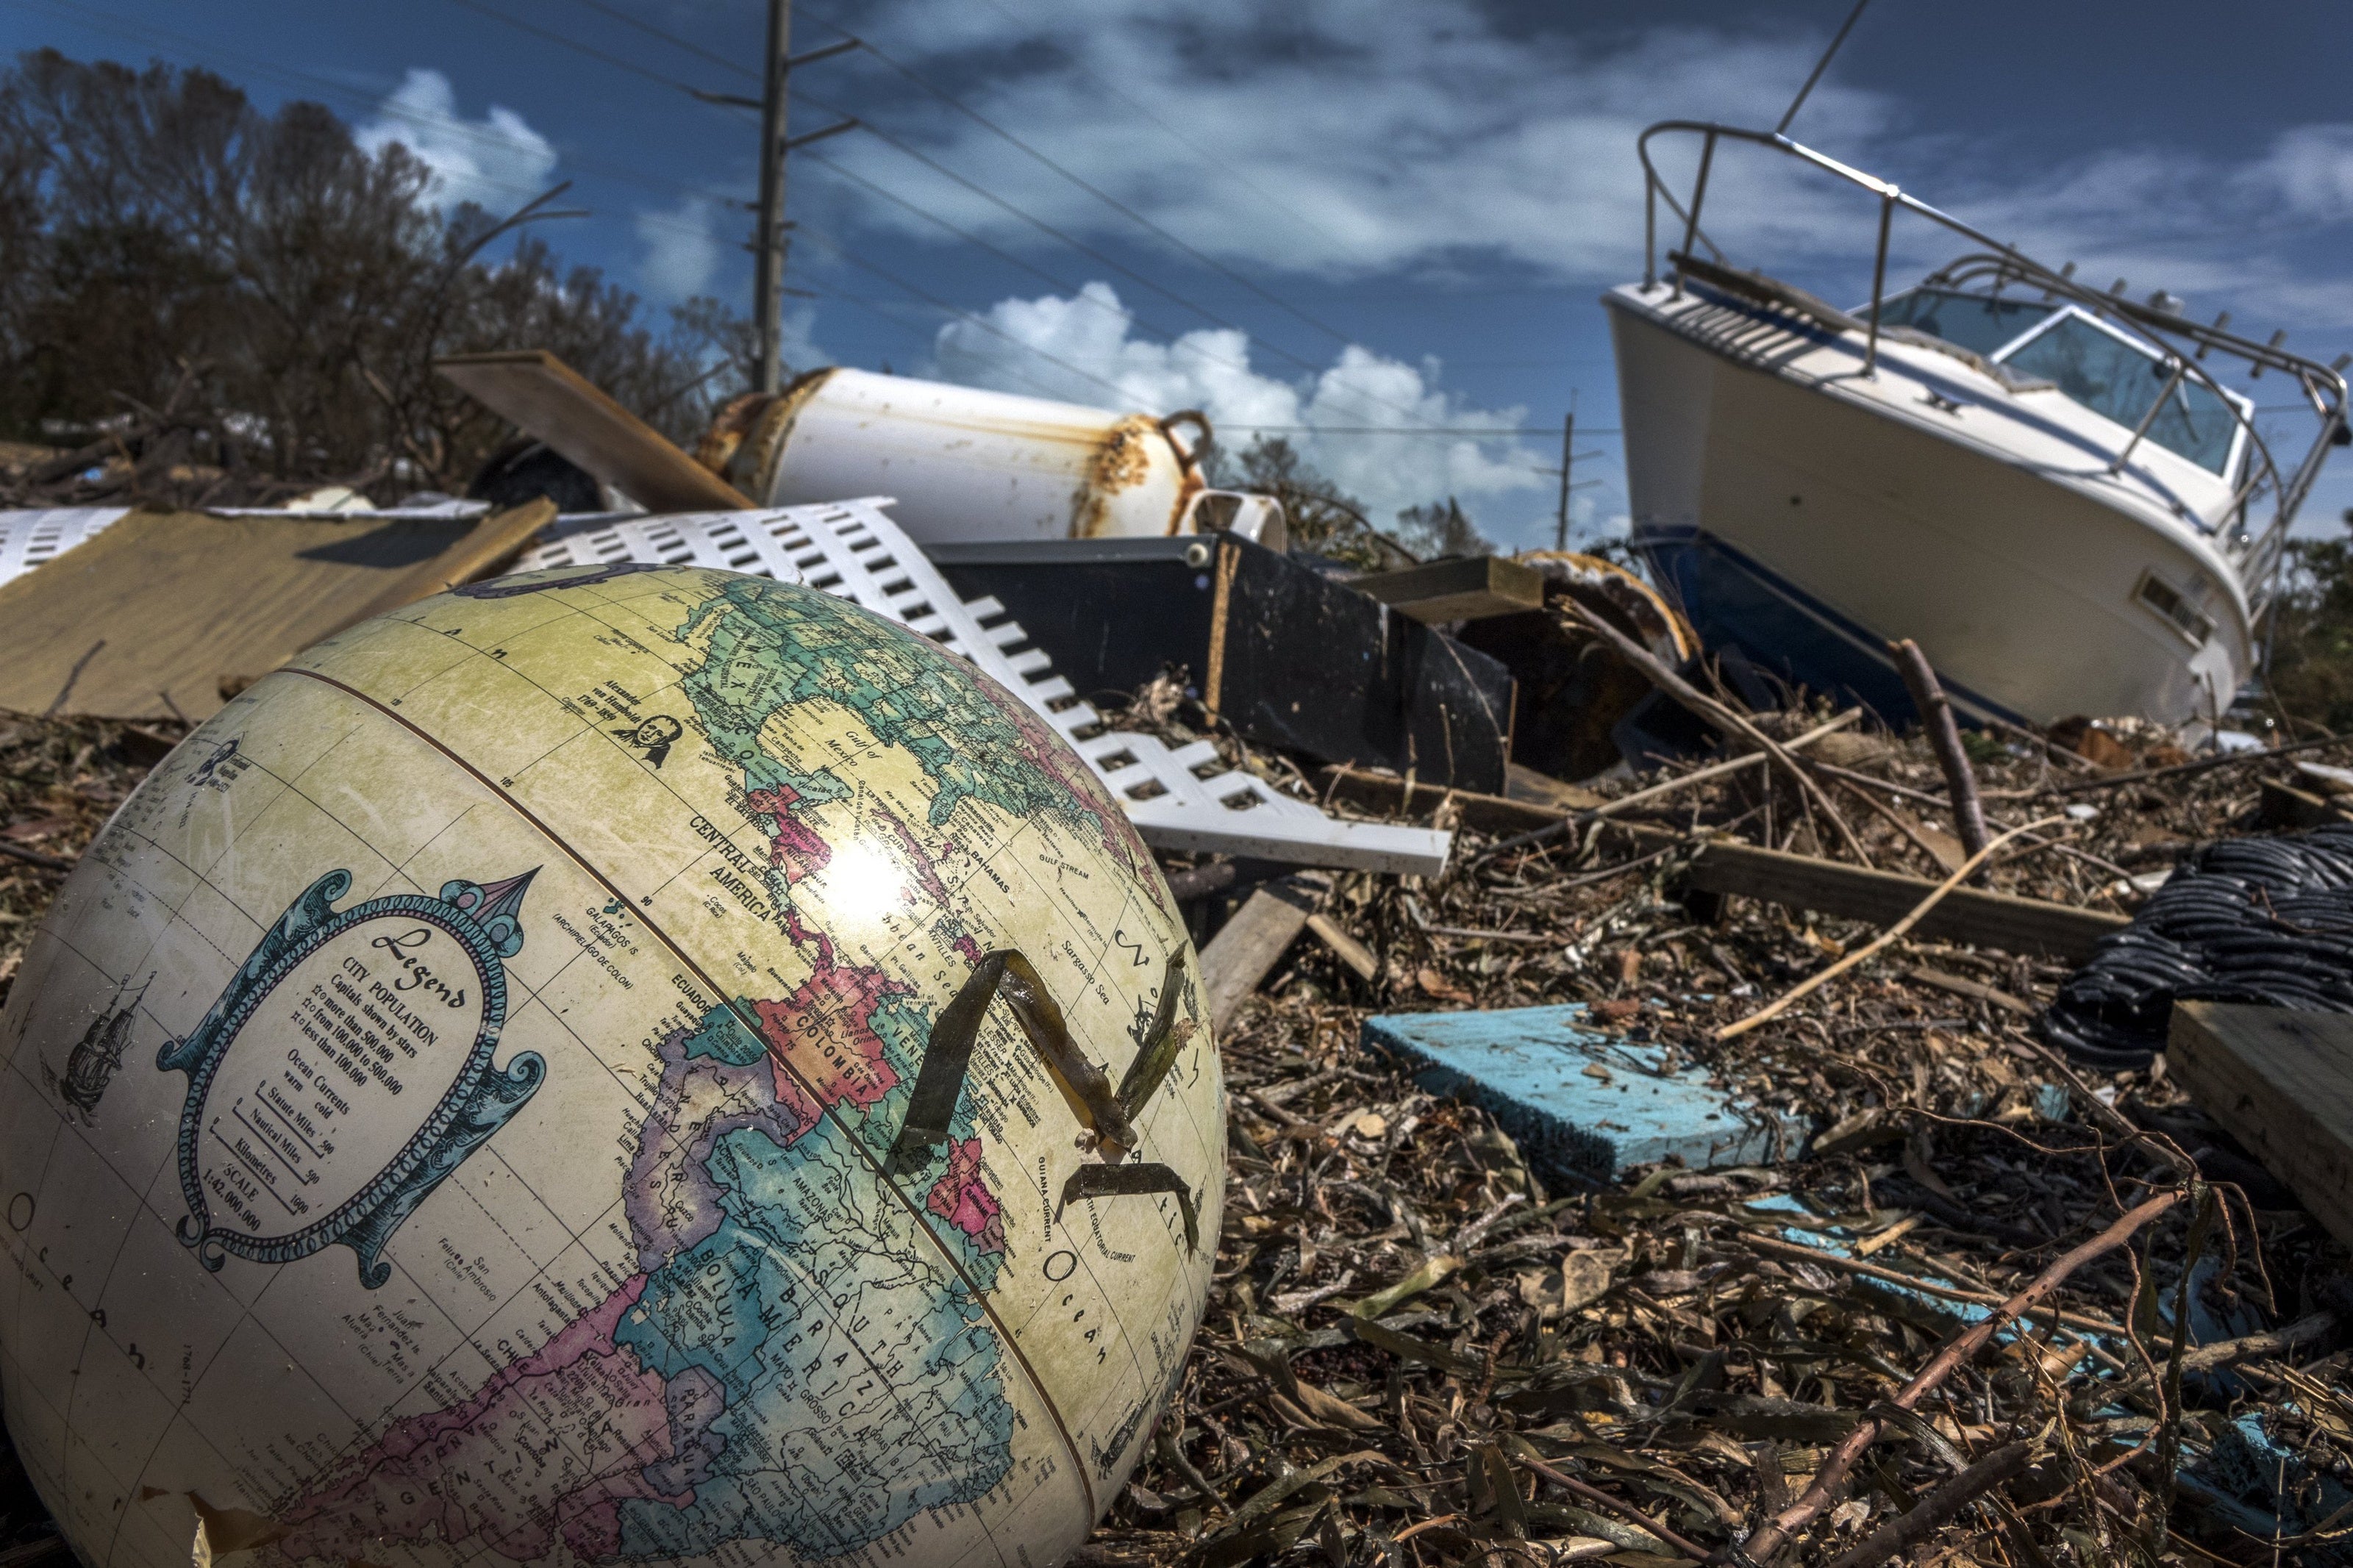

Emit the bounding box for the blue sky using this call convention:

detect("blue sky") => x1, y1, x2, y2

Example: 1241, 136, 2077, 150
9, 0, 2353, 549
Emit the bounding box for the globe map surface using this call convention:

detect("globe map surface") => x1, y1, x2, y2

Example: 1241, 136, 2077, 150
0, 565, 1221, 1568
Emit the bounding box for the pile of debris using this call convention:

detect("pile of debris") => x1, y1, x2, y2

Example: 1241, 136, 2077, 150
8, 351, 2353, 1568
9, 666, 2353, 1566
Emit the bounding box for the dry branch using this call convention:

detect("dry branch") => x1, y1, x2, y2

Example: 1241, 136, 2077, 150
1738, 1191, 2181, 1564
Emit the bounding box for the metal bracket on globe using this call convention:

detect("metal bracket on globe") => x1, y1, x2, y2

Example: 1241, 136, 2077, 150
512, 498, 1454, 876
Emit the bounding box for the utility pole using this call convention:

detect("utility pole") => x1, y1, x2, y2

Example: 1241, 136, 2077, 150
1552, 404, 1576, 553
751, 0, 794, 395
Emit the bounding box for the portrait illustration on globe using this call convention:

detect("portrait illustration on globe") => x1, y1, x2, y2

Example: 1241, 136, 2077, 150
0, 566, 1223, 1568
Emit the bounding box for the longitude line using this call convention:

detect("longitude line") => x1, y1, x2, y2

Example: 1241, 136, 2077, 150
278, 666, 1100, 1521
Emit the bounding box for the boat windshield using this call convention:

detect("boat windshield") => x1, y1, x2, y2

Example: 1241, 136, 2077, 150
1999, 313, 2240, 475
1874, 287, 2052, 358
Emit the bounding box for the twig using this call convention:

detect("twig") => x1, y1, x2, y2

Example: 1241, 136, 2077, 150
1889, 639, 1990, 856
0, 840, 75, 874
1738, 1191, 2181, 1564
2177, 1310, 2336, 1374
1819, 1441, 2034, 1568
1514, 1450, 1713, 1561
1481, 709, 1856, 861
1715, 816, 2064, 1041
1828, 772, 1958, 873
1742, 1234, 2139, 1338
2047, 731, 2350, 796
1560, 604, 1875, 866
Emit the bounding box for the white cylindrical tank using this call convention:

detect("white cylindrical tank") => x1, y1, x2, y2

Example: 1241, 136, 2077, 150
705, 368, 1209, 543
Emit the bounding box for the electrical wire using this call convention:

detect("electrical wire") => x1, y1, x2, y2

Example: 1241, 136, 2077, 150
969, 0, 1360, 260
14, 0, 1574, 467
795, 9, 1360, 352
510, 0, 1520, 436
510, 0, 1344, 375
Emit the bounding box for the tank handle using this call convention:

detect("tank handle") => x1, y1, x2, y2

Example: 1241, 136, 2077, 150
1158, 409, 1212, 470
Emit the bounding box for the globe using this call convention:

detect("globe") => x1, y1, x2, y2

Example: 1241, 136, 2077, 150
0, 565, 1222, 1568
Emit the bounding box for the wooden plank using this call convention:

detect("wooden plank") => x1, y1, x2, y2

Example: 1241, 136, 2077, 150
0, 508, 496, 721
435, 350, 751, 514
1304, 911, 1379, 980
2169, 1001, 2353, 1250
1506, 762, 1609, 813
328, 498, 557, 634
1319, 764, 1578, 837
1682, 840, 2128, 964
1363, 1003, 1807, 1188
1349, 555, 1547, 623
1200, 878, 1317, 1029
2259, 776, 2353, 831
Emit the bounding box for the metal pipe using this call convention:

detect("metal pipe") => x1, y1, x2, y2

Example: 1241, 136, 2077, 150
1864, 190, 1894, 377
2110, 358, 2190, 475
1674, 129, 1717, 299
1643, 174, 1657, 288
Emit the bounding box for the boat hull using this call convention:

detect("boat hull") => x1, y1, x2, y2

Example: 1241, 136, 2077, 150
1607, 287, 2251, 728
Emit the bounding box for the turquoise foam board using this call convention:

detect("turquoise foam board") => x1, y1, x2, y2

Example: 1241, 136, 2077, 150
1361, 1003, 1807, 1188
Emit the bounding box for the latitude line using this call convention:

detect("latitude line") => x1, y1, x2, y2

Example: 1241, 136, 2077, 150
279, 665, 1101, 1522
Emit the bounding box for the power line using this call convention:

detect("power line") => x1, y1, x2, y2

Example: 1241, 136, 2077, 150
969, 0, 1360, 262
1216, 426, 1624, 437
796, 9, 1360, 352
519, 0, 1330, 376
797, 152, 1324, 391
21, 0, 1564, 456
513, 0, 1493, 441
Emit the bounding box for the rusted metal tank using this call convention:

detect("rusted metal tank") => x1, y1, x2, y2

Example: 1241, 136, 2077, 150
699, 367, 1211, 543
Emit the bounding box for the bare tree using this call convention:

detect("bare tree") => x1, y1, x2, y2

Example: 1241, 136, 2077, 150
0, 50, 749, 506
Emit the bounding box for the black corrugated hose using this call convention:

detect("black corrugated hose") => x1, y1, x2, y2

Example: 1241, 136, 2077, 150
2040, 824, 2353, 1070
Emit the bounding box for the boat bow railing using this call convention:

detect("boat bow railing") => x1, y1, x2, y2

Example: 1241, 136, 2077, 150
1635, 120, 2350, 623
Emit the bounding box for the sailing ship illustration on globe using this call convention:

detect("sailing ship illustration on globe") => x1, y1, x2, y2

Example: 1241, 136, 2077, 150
41, 972, 150, 1124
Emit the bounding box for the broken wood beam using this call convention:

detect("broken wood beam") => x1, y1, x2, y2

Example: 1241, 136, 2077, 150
1348, 555, 1546, 623
1199, 876, 1321, 1028
1319, 765, 1587, 837
435, 349, 754, 514
2168, 1000, 2353, 1252
1162, 860, 1238, 903
1304, 911, 1379, 980
1679, 840, 2127, 964
1889, 638, 1990, 856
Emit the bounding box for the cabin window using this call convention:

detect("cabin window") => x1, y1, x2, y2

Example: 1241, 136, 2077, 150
1873, 288, 2052, 358
1999, 312, 2240, 474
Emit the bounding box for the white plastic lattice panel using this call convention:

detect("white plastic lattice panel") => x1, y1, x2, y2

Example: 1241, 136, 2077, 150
506, 499, 1451, 876
0, 507, 129, 589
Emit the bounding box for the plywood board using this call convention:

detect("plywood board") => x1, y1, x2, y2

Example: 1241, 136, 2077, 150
435, 350, 751, 513
0, 503, 549, 722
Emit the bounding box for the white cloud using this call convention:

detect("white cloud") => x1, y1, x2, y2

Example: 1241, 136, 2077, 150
2251, 124, 2353, 226
930, 282, 1544, 532
636, 196, 724, 301
808, 0, 2353, 334
826, 4, 1890, 285
355, 68, 557, 215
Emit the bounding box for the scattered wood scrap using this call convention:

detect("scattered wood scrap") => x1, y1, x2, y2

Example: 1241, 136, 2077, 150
435, 349, 752, 514
1346, 555, 1547, 623
0, 500, 553, 721
2169, 1000, 2353, 1250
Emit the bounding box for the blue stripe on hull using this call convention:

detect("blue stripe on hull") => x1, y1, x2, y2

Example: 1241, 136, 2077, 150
1635, 526, 2032, 728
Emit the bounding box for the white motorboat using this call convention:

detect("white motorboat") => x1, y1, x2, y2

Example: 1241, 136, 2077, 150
1607, 121, 2350, 728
